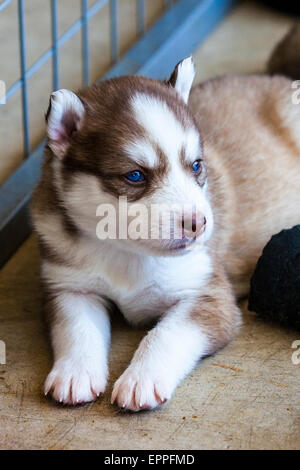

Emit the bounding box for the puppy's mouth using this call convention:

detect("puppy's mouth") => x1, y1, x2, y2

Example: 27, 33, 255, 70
163, 236, 197, 253
166, 222, 207, 252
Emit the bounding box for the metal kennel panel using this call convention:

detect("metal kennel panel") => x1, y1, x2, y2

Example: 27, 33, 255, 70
0, 0, 235, 267
1, 0, 150, 159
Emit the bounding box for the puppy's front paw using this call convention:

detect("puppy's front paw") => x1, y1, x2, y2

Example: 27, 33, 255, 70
111, 365, 174, 412
44, 359, 107, 405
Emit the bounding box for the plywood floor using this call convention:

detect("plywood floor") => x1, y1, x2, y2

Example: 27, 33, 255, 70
1, 1, 299, 450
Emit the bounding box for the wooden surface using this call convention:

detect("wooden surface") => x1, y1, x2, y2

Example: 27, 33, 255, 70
0, 235, 299, 450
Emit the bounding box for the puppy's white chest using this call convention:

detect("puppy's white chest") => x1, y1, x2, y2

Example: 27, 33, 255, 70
101, 249, 212, 325
116, 280, 177, 325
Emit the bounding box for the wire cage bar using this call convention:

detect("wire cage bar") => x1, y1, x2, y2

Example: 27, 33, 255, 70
0, 0, 11, 13
81, 0, 90, 86
110, 0, 119, 63
51, 0, 60, 91
137, 0, 145, 36
18, 0, 30, 157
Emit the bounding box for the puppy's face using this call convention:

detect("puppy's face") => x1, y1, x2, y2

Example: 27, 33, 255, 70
46, 58, 213, 256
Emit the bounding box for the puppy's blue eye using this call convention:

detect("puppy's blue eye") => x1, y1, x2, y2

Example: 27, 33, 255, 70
192, 160, 201, 172
125, 170, 144, 182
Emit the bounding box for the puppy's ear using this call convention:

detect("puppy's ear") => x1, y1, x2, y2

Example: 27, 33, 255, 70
46, 89, 85, 158
168, 56, 195, 104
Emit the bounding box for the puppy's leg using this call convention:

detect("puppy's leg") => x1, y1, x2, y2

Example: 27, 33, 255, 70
44, 292, 110, 405
111, 266, 240, 411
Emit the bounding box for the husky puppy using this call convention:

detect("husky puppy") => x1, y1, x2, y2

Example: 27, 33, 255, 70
32, 27, 300, 410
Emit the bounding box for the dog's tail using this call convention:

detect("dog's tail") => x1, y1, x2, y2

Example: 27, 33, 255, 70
268, 24, 300, 79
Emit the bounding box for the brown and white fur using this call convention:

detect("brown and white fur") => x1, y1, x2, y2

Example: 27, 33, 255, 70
32, 27, 300, 410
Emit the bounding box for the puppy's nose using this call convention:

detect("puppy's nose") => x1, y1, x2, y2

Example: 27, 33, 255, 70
181, 213, 206, 239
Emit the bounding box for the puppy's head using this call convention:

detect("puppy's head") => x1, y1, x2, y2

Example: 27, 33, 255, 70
46, 57, 213, 256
